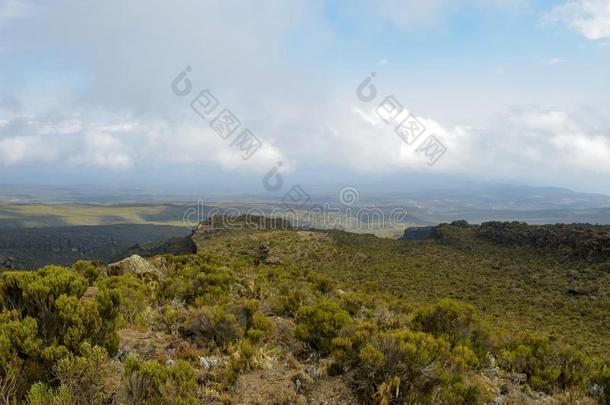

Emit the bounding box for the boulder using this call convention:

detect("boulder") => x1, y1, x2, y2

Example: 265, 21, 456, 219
107, 254, 163, 280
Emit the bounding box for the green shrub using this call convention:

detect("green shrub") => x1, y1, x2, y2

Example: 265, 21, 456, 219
350, 329, 481, 404
123, 356, 197, 405
247, 311, 273, 343
97, 274, 150, 327
181, 305, 243, 347
25, 382, 72, 405
53, 342, 111, 405
160, 255, 233, 305
499, 334, 590, 393
227, 340, 257, 384
411, 299, 490, 359
270, 281, 314, 316
0, 266, 120, 401
306, 273, 335, 294
0, 266, 87, 326
294, 300, 351, 354
72, 261, 105, 285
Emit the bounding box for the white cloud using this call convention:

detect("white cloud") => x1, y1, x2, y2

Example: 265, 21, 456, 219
70, 131, 133, 170
548, 57, 566, 65
0, 0, 32, 27
0, 0, 609, 193
0, 135, 59, 165
280, 101, 610, 188
548, 0, 610, 40
347, 0, 527, 30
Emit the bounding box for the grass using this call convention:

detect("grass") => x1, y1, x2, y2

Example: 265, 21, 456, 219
0, 203, 187, 227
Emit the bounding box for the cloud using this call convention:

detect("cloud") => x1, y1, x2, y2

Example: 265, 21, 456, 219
0, 135, 59, 165
343, 0, 527, 30
69, 131, 133, 170
0, 0, 32, 27
0, 0, 609, 193
547, 0, 610, 40
284, 100, 610, 188
548, 57, 566, 65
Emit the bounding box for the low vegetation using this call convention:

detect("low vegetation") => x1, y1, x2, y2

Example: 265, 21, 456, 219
0, 217, 608, 403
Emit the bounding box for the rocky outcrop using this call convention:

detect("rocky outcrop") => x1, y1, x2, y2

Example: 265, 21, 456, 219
0, 255, 18, 270
476, 221, 610, 261
399, 226, 439, 241
107, 254, 163, 280
117, 235, 197, 260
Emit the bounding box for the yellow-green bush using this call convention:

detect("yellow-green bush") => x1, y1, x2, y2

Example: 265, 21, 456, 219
411, 298, 491, 360
123, 356, 197, 404
499, 334, 590, 393
97, 274, 151, 327
350, 329, 481, 404
71, 260, 105, 285
25, 382, 73, 405
294, 299, 351, 354
53, 342, 111, 405
0, 266, 120, 402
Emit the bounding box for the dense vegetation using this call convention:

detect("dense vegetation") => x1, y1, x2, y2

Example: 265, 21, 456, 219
0, 218, 608, 403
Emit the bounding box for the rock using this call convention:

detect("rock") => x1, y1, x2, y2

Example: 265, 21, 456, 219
117, 235, 197, 260
450, 220, 470, 228
306, 365, 322, 381
107, 255, 163, 280
81, 286, 98, 301
0, 255, 18, 270
199, 355, 222, 370
264, 256, 282, 265
399, 226, 438, 241
511, 373, 527, 385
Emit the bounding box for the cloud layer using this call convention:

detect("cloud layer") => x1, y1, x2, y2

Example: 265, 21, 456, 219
0, 0, 609, 193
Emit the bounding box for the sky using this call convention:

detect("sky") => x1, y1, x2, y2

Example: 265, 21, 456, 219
0, 0, 609, 197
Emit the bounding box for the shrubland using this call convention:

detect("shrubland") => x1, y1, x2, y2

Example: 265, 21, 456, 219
0, 217, 607, 404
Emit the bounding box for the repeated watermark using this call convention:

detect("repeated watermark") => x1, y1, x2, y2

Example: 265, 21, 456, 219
171, 67, 410, 230
182, 199, 408, 231
171, 67, 262, 160
356, 72, 447, 166
172, 66, 312, 207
